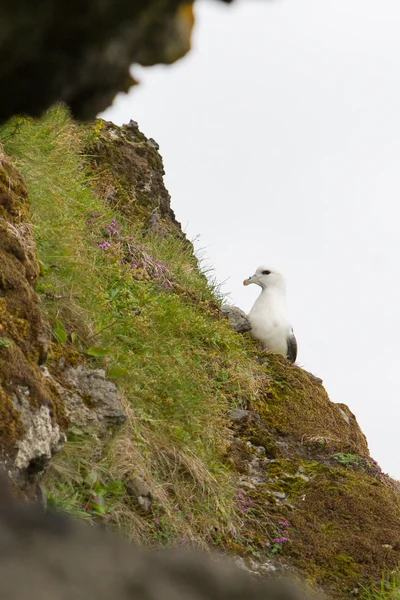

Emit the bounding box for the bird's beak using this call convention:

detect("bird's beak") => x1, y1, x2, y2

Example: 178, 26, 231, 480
243, 274, 257, 286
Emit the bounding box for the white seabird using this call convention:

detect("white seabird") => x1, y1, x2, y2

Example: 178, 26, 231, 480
243, 266, 297, 363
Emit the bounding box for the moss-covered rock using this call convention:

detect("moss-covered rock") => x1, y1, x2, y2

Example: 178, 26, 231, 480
86, 119, 184, 236
287, 468, 400, 594
256, 354, 368, 457
0, 146, 66, 487
227, 353, 400, 597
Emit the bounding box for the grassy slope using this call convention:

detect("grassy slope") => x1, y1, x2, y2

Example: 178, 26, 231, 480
3, 106, 400, 599
0, 105, 265, 546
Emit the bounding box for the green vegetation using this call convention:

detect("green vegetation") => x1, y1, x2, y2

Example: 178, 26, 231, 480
332, 453, 382, 476
364, 571, 400, 600
0, 338, 13, 348
0, 105, 264, 545
3, 105, 400, 598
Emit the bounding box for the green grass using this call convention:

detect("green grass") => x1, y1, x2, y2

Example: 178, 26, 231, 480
363, 572, 400, 600
0, 105, 265, 546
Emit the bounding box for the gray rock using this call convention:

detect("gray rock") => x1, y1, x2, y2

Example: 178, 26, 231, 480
230, 409, 251, 421
126, 476, 153, 513
272, 491, 286, 500
148, 138, 160, 150
55, 366, 127, 436
221, 306, 252, 333
12, 386, 65, 471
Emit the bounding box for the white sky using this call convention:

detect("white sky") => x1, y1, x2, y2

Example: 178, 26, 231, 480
102, 0, 400, 478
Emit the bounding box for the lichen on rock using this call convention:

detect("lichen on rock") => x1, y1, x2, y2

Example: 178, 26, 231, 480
54, 366, 127, 435
12, 386, 65, 471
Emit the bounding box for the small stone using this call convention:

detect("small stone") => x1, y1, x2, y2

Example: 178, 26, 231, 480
272, 491, 286, 500
221, 306, 251, 334
350, 588, 360, 596
126, 476, 153, 513
229, 409, 250, 421
40, 366, 51, 378
148, 137, 160, 149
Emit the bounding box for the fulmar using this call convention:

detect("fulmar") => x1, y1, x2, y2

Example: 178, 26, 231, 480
244, 266, 297, 363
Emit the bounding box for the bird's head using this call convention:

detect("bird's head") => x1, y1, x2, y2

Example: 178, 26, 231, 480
243, 266, 286, 292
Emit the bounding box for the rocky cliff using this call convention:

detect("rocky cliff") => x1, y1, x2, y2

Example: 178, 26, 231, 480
0, 106, 399, 599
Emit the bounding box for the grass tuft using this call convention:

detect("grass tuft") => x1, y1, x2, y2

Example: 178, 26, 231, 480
363, 572, 400, 600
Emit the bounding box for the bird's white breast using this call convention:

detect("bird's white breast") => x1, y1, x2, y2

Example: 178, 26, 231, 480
248, 289, 292, 355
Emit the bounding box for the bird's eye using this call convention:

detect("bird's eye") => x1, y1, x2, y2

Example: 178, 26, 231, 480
262, 270, 271, 275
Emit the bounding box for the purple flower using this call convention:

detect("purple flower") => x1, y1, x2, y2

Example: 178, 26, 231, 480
106, 219, 121, 236
98, 241, 111, 250
273, 537, 288, 544
279, 520, 291, 527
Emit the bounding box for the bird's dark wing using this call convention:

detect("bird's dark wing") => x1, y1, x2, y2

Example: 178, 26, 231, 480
286, 329, 297, 363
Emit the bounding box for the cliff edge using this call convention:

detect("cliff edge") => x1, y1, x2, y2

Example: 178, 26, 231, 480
0, 106, 399, 598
